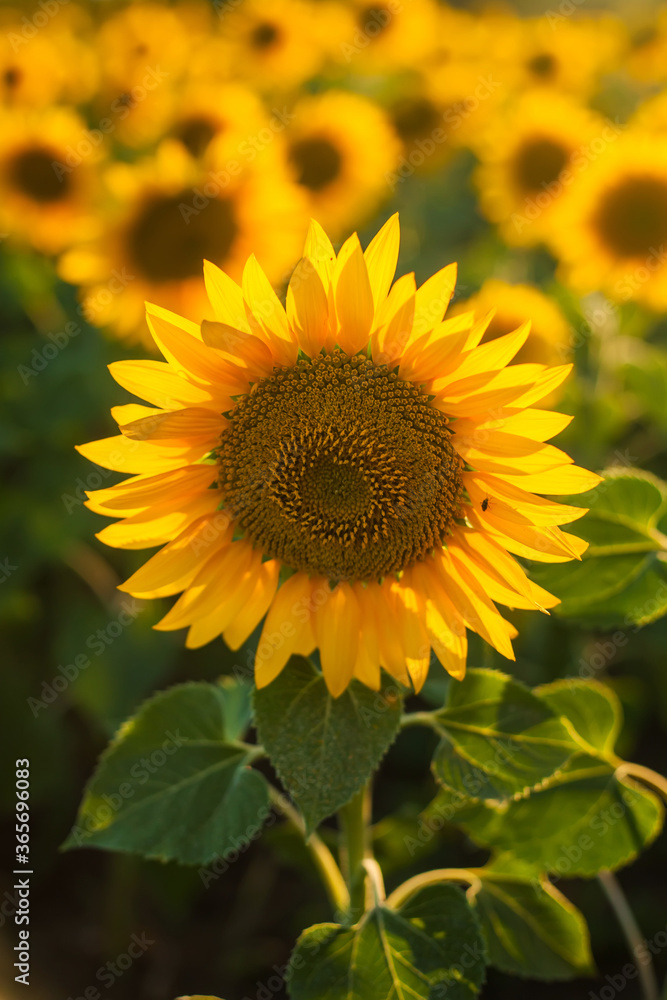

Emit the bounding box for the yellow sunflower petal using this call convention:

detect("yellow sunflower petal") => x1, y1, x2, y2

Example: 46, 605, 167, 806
96, 490, 221, 550
351, 584, 381, 691
111, 404, 161, 425
440, 321, 531, 384
464, 471, 588, 526
398, 314, 473, 383
411, 262, 458, 340
303, 218, 336, 291
314, 583, 359, 697
146, 303, 249, 391
108, 360, 221, 410
452, 528, 557, 609
511, 364, 574, 407
364, 212, 400, 314
200, 320, 275, 376
86, 464, 218, 515
457, 409, 573, 443
203, 259, 251, 331
119, 407, 226, 444
223, 559, 281, 650
333, 233, 374, 355
255, 572, 317, 688
286, 256, 330, 358
119, 513, 235, 598
470, 508, 589, 562
242, 254, 296, 366
455, 435, 574, 477
449, 544, 547, 614
370, 582, 411, 686
371, 273, 416, 367
394, 571, 430, 693
156, 540, 260, 631
500, 466, 603, 495
76, 435, 204, 475
185, 552, 263, 649
428, 552, 517, 660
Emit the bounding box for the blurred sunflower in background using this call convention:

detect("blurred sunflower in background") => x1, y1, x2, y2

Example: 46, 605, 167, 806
624, 8, 667, 84
220, 0, 328, 89
59, 141, 307, 345
474, 89, 613, 247
492, 12, 623, 97
168, 81, 270, 160
78, 216, 599, 696
339, 0, 440, 73
550, 133, 667, 310
0, 4, 98, 109
282, 90, 400, 237
0, 106, 102, 254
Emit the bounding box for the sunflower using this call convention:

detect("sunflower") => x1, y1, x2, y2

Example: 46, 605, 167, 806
95, 2, 193, 93
220, 0, 328, 90
0, 107, 101, 254
548, 133, 667, 310
78, 215, 600, 696
58, 141, 307, 346
92, 1, 200, 148
0, 6, 97, 108
337, 0, 440, 73
489, 13, 623, 97
452, 280, 572, 369
282, 90, 400, 237
474, 89, 613, 247
624, 11, 667, 84
169, 81, 271, 161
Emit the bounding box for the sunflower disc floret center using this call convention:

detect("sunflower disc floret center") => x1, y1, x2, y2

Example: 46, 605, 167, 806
216, 350, 463, 581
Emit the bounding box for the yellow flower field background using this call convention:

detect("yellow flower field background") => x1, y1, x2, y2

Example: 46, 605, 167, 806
3, 0, 667, 997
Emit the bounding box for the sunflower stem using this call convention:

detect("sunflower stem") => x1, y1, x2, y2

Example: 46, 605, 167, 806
339, 783, 371, 923
598, 871, 659, 1000
268, 787, 349, 915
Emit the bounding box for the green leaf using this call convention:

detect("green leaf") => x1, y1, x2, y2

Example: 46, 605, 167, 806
288, 884, 486, 1000
531, 469, 667, 628
430, 669, 576, 803
217, 674, 254, 741
443, 754, 663, 877
64, 682, 270, 865
470, 871, 594, 980
254, 656, 402, 834
535, 678, 621, 759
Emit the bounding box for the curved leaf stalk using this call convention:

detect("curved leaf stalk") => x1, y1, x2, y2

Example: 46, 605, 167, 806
598, 870, 659, 1000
